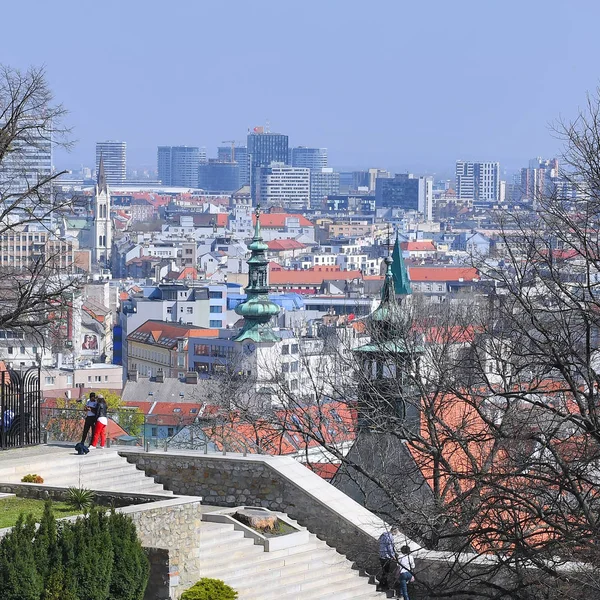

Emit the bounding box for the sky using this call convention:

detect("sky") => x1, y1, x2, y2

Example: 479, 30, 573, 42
1, 0, 599, 178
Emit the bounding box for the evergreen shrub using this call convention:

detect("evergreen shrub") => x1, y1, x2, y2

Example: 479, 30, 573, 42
180, 578, 238, 600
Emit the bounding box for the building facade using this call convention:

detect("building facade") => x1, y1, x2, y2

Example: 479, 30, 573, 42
375, 174, 433, 220
290, 147, 328, 170
218, 145, 248, 185
96, 141, 126, 185
247, 131, 289, 199
157, 146, 201, 188
310, 168, 340, 208
256, 164, 310, 211
198, 160, 240, 192
455, 161, 500, 202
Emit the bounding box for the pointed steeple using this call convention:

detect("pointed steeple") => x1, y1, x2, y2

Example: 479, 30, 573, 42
391, 232, 412, 296
233, 205, 280, 343
97, 153, 108, 194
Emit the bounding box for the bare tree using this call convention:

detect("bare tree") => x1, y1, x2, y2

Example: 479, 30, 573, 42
0, 65, 78, 336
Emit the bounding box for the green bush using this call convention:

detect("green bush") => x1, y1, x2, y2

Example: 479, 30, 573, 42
181, 578, 238, 600
0, 502, 149, 600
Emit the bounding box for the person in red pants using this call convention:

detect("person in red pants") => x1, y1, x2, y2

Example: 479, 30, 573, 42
90, 395, 108, 449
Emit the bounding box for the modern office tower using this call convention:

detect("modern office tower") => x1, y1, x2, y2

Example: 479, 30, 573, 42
310, 168, 340, 208
455, 161, 500, 202
0, 123, 52, 196
157, 146, 201, 187
368, 168, 390, 192
218, 145, 248, 185
96, 141, 126, 185
339, 171, 370, 193
256, 164, 310, 211
290, 147, 328, 169
247, 130, 289, 199
198, 160, 241, 192
375, 174, 433, 220
519, 157, 559, 201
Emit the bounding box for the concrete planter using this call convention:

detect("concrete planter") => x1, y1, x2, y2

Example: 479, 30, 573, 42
202, 505, 310, 551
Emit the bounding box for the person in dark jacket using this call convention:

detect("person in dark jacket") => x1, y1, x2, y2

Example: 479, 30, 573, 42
80, 392, 97, 445
89, 395, 108, 449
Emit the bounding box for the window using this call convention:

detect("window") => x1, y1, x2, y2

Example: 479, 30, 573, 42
45, 376, 55, 385
151, 427, 158, 437
32, 346, 37, 354
95, 376, 101, 382
167, 307, 172, 314
209, 320, 222, 328
195, 362, 209, 373
105, 375, 108, 381
186, 307, 193, 314
178, 356, 185, 367
282, 363, 289, 373
194, 344, 210, 356
209, 291, 223, 299
7, 347, 13, 354
291, 344, 299, 354
281, 345, 289, 355
209, 305, 222, 313
66, 375, 73, 385
290, 361, 299, 373
167, 427, 175, 436
88, 376, 92, 382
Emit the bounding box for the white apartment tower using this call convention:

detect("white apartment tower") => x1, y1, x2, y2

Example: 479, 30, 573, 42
257, 164, 311, 211
93, 155, 112, 266
456, 161, 500, 202
96, 141, 126, 185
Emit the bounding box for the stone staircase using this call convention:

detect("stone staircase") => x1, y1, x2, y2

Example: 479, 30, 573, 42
198, 519, 387, 599
0, 445, 171, 495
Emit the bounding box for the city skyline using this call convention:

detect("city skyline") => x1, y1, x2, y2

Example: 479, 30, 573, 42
1, 1, 599, 176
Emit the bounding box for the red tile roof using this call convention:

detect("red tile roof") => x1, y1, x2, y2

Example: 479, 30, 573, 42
266, 239, 306, 251
268, 265, 363, 286
408, 267, 479, 282
253, 213, 314, 228
128, 320, 218, 348
401, 241, 436, 252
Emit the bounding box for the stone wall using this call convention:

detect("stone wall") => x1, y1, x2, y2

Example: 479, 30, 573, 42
119, 496, 203, 600
121, 449, 389, 573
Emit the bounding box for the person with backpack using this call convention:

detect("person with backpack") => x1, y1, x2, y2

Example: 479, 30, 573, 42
377, 525, 399, 592
89, 394, 108, 449
80, 392, 97, 445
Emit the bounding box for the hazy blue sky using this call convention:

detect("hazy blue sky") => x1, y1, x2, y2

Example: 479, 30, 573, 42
1, 0, 599, 177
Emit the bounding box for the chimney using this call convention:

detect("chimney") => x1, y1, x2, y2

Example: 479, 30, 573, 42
155, 369, 164, 383
185, 371, 198, 384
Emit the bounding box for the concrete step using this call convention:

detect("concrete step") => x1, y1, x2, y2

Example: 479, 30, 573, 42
196, 519, 385, 600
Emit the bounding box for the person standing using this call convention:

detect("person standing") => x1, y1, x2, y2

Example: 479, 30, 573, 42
80, 392, 97, 445
377, 525, 399, 591
394, 545, 415, 600
89, 395, 108, 449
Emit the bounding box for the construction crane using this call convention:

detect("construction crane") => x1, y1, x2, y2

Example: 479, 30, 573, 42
221, 140, 237, 162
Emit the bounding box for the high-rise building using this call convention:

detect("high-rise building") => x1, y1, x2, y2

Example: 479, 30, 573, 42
247, 130, 289, 199
455, 161, 500, 202
339, 171, 370, 194
96, 141, 126, 186
310, 168, 340, 208
0, 121, 52, 196
198, 160, 241, 192
375, 174, 433, 220
518, 157, 559, 201
256, 164, 310, 211
218, 145, 248, 186
290, 147, 327, 170
157, 146, 202, 188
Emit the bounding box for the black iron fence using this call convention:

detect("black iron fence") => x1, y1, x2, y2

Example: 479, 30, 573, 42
0, 367, 42, 450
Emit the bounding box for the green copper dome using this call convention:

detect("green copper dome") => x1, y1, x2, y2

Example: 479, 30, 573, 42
233, 205, 281, 344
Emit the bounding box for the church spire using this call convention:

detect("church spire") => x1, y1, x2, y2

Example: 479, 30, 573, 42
391, 232, 412, 296
233, 205, 280, 343
97, 153, 108, 194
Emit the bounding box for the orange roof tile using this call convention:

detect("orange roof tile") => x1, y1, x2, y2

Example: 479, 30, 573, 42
409, 267, 479, 282
401, 241, 436, 252
268, 266, 362, 286
253, 213, 314, 228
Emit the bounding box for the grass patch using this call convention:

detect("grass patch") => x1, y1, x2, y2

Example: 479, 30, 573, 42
0, 497, 81, 528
